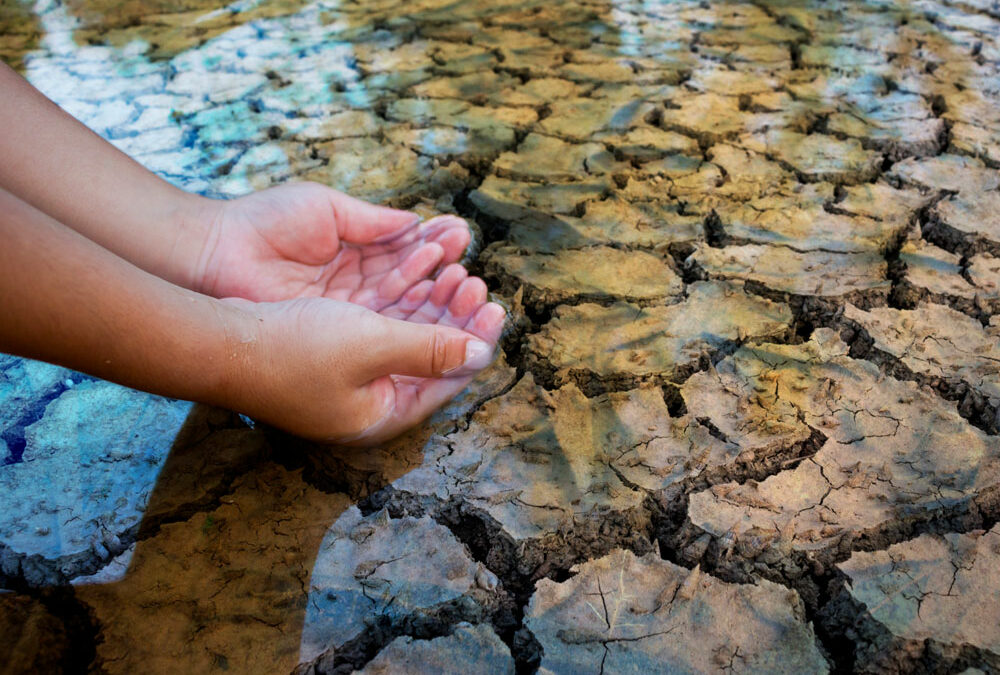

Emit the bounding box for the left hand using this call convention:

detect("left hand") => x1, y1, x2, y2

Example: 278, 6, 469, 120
192, 182, 473, 311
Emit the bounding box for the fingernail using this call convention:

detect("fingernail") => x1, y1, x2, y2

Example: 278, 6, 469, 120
444, 339, 493, 377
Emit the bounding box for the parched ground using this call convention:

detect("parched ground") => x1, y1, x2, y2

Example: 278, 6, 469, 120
2, 0, 1000, 673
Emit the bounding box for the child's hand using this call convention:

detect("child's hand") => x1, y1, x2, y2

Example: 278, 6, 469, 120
222, 286, 505, 444
194, 182, 471, 311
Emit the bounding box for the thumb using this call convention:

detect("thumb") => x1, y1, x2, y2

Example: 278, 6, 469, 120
329, 190, 420, 244
364, 316, 495, 380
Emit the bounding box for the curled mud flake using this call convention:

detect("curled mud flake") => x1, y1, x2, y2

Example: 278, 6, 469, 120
844, 303, 1000, 410
968, 253, 1000, 301
483, 244, 683, 308
898, 239, 978, 301
684, 331, 1000, 569
0, 380, 193, 586
493, 133, 622, 182
356, 623, 515, 675
705, 143, 795, 201
933, 191, 1000, 251
829, 525, 1000, 672
576, 197, 704, 248
890, 154, 1000, 194
826, 91, 945, 159
300, 506, 499, 666
525, 549, 829, 673
712, 196, 903, 254
738, 130, 883, 185
835, 181, 931, 227
537, 97, 654, 141
526, 281, 792, 391
392, 375, 657, 542
690, 243, 889, 298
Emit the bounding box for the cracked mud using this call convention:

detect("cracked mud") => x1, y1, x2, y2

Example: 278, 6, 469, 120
4, 0, 1000, 673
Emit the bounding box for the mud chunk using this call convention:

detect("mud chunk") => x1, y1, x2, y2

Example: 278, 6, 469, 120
392, 376, 649, 542
576, 197, 704, 248
739, 130, 883, 184
526, 281, 792, 390
385, 125, 516, 163
835, 181, 930, 227
712, 187, 903, 253
942, 89, 1000, 165
0, 592, 70, 674
826, 91, 944, 158
77, 463, 349, 675
660, 93, 753, 144
409, 71, 516, 101
399, 371, 764, 546
471, 174, 611, 220
835, 526, 1000, 672
483, 244, 683, 307
706, 143, 795, 200
690, 244, 889, 298
357, 623, 514, 675
300, 506, 496, 663
899, 239, 977, 300
968, 253, 1000, 300
304, 137, 436, 203
593, 127, 700, 162
0, 381, 191, 585
493, 133, 617, 181
949, 122, 1000, 167
622, 156, 725, 200
684, 330, 1000, 559
844, 303, 1000, 408
933, 191, 1000, 248
538, 98, 653, 140
890, 154, 1000, 194
489, 77, 586, 108
686, 67, 780, 96
386, 98, 538, 133
526, 549, 829, 673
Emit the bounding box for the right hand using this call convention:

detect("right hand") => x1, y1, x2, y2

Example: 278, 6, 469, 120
219, 273, 505, 444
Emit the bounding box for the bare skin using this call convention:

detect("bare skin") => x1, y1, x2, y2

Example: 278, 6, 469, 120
0, 62, 505, 444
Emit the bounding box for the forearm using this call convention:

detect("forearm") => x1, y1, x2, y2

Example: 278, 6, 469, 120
0, 62, 217, 290
0, 189, 243, 406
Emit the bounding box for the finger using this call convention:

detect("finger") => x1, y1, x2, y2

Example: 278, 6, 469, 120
329, 188, 421, 244
409, 265, 467, 325
429, 264, 467, 305
362, 315, 494, 381
465, 302, 507, 343
379, 279, 434, 320
374, 243, 445, 308
447, 276, 488, 320
430, 226, 471, 264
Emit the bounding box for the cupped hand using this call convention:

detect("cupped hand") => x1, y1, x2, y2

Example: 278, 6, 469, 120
224, 279, 506, 444
194, 182, 473, 311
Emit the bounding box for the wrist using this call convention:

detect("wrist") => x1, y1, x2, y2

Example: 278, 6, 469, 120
167, 192, 226, 294
200, 297, 265, 415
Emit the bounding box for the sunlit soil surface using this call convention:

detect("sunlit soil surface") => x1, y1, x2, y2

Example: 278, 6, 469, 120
2, 0, 1000, 673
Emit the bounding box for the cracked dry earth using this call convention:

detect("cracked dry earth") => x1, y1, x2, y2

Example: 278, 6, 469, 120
4, 0, 1000, 673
